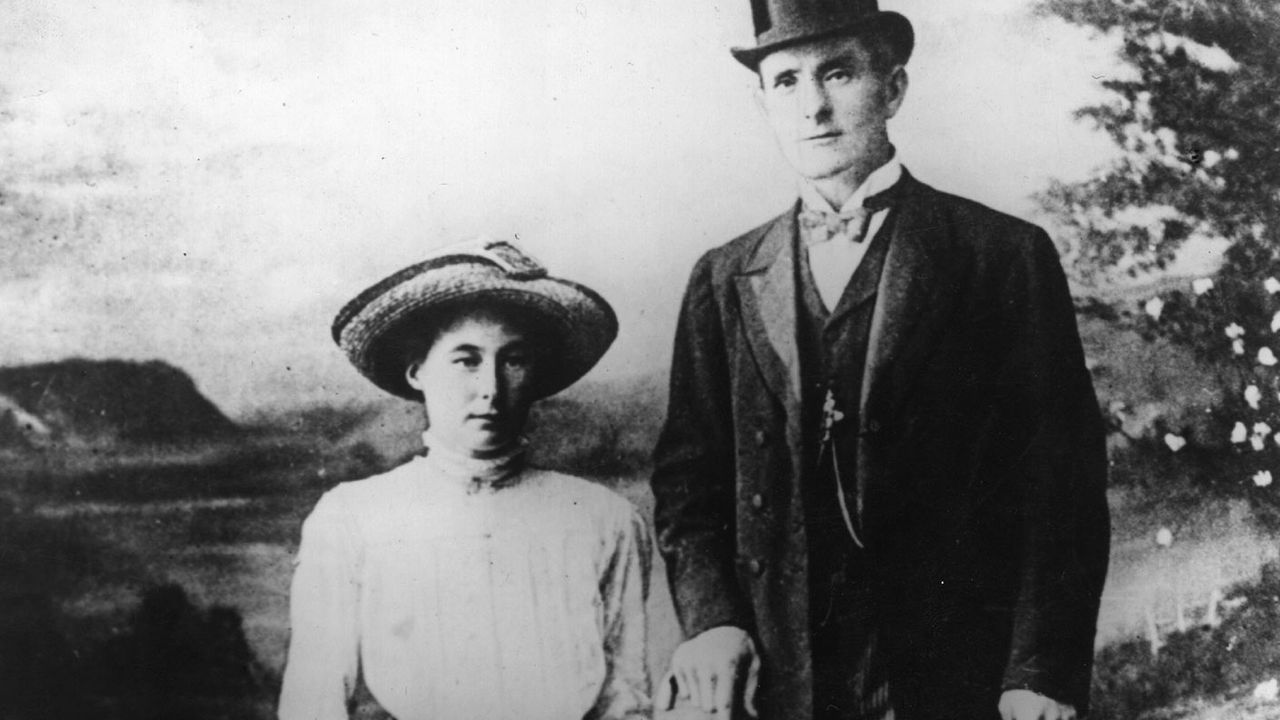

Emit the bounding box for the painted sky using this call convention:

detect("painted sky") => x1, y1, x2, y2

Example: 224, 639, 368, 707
0, 0, 1125, 415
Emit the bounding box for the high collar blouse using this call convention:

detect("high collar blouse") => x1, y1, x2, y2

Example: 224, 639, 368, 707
277, 440, 652, 720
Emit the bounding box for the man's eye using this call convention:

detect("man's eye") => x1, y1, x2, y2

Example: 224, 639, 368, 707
453, 356, 481, 368
773, 75, 797, 89
504, 354, 532, 369
825, 69, 852, 83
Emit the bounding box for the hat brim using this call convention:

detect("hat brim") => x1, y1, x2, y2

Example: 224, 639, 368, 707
731, 11, 914, 70
335, 266, 618, 402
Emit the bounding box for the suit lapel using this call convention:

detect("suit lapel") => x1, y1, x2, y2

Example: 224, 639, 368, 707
730, 179, 954, 429
859, 177, 948, 424
734, 206, 802, 407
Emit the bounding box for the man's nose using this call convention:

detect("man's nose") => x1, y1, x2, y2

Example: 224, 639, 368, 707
800, 78, 831, 122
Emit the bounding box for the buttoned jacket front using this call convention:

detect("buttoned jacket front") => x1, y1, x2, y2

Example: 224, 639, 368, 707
651, 173, 1111, 720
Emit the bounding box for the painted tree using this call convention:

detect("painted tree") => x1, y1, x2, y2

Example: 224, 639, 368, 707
1037, 0, 1280, 502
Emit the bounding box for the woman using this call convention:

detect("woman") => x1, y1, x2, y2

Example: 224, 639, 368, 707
278, 238, 651, 720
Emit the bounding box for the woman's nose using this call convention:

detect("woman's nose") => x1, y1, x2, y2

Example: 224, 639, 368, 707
475, 361, 501, 401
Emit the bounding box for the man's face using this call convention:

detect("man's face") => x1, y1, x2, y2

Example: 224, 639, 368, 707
755, 35, 906, 182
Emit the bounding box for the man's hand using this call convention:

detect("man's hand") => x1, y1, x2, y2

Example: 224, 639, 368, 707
656, 626, 760, 717
999, 689, 1077, 720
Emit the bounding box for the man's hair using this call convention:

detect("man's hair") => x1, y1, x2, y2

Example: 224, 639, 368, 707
860, 30, 902, 78
756, 29, 903, 83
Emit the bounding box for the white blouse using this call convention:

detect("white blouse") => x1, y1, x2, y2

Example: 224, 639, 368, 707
278, 435, 652, 720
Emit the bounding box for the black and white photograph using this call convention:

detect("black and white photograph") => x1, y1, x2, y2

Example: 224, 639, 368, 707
1, 1, 1277, 718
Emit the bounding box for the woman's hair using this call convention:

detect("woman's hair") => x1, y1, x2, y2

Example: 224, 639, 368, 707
395, 299, 560, 393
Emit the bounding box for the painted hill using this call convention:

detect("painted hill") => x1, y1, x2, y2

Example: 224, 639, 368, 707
0, 359, 236, 447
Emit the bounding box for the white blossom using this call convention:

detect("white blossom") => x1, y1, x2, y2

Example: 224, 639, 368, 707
1252, 436, 1266, 451
1255, 471, 1274, 488
1164, 434, 1187, 452
1233, 422, 1249, 443
1226, 148, 1241, 161
1261, 347, 1278, 366
1234, 339, 1247, 356
1226, 323, 1246, 339
1155, 527, 1174, 547
1273, 313, 1280, 334
1255, 422, 1273, 437
1192, 278, 1214, 295
1246, 385, 1263, 409
1267, 277, 1280, 295
1254, 678, 1279, 702
1145, 297, 1165, 320
1149, 31, 1241, 73
1186, 43, 1241, 73
1202, 150, 1223, 169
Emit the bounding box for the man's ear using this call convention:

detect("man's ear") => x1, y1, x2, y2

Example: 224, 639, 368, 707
405, 360, 425, 393
882, 65, 909, 119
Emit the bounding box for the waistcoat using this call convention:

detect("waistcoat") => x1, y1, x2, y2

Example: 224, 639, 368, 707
795, 207, 897, 502
794, 208, 898, 720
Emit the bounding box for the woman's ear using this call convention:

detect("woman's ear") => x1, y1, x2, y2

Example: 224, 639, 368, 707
405, 359, 425, 393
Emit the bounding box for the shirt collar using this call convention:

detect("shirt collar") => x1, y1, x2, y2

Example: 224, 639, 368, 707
799, 152, 903, 215
420, 430, 527, 492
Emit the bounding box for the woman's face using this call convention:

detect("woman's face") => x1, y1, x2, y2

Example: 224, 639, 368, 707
405, 309, 539, 458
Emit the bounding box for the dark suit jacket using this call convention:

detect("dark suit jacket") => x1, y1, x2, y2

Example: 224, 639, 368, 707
651, 174, 1110, 720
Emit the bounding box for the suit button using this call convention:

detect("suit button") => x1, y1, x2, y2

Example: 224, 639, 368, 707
751, 493, 764, 509
754, 429, 768, 446
867, 419, 882, 433
746, 559, 762, 575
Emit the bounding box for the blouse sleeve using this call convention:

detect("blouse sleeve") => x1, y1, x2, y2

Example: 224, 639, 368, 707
590, 504, 654, 720
278, 489, 363, 720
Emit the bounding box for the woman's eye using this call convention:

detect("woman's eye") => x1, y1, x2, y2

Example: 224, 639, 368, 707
453, 356, 480, 368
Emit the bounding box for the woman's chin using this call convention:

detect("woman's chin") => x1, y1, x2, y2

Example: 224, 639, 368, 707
462, 434, 517, 458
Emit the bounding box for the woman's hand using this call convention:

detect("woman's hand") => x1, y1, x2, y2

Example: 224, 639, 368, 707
657, 626, 760, 717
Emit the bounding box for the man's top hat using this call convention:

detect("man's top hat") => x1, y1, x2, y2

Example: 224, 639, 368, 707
731, 0, 914, 70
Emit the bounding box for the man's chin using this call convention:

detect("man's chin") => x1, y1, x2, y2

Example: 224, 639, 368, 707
792, 158, 854, 183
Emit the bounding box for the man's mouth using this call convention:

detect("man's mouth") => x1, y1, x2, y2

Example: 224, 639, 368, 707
806, 131, 841, 142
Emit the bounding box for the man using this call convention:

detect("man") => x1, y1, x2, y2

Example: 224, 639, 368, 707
650, 2, 1111, 719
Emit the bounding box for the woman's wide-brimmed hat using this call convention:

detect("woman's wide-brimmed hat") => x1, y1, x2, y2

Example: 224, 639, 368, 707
731, 0, 913, 70
332, 238, 618, 401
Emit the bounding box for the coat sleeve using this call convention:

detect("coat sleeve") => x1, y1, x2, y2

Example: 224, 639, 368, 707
277, 490, 362, 720
992, 230, 1111, 712
651, 252, 755, 639
589, 505, 654, 720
